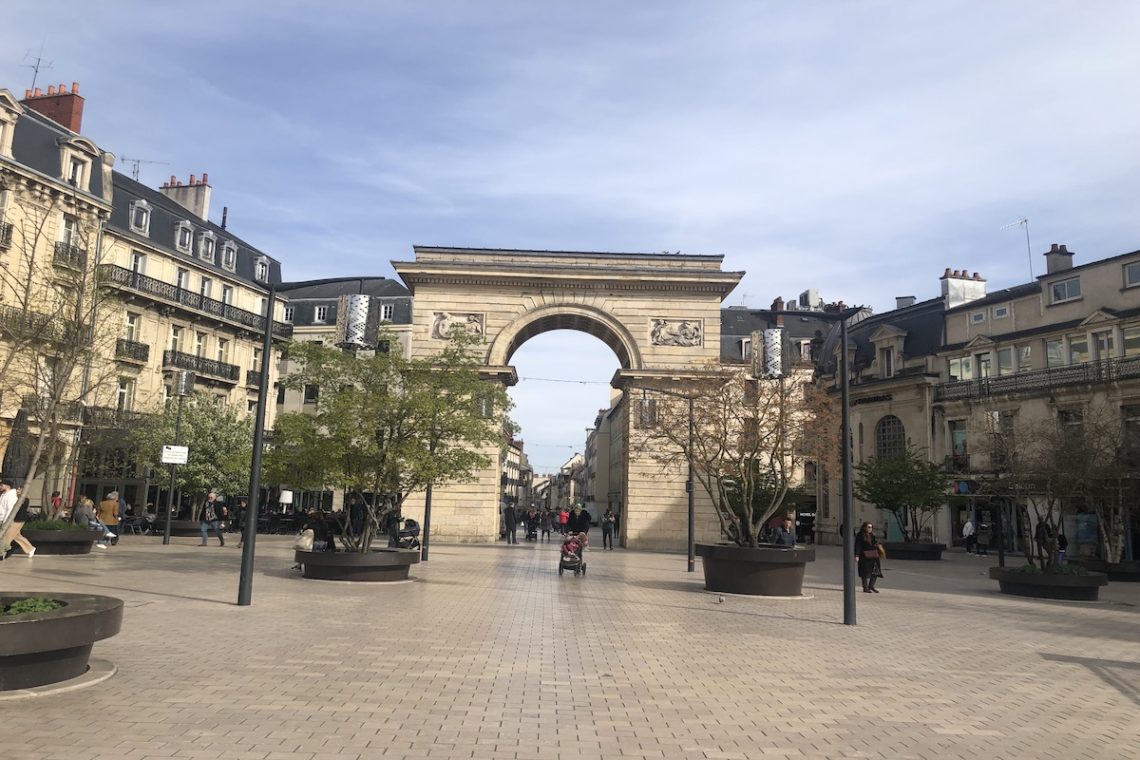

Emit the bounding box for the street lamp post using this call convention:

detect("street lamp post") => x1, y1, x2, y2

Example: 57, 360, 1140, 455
162, 370, 194, 546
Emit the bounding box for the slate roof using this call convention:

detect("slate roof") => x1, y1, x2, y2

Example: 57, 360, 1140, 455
817, 298, 944, 374
7, 107, 107, 201
108, 172, 283, 288
278, 278, 412, 326
719, 308, 834, 363
944, 281, 1041, 313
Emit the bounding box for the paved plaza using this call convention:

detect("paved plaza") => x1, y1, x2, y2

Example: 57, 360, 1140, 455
2, 536, 1138, 760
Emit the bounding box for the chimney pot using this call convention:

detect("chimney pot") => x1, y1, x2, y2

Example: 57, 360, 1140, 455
189, 174, 196, 185
943, 267, 952, 277
170, 175, 176, 186
46, 85, 55, 96
1050, 243, 1059, 252
973, 272, 981, 280
71, 82, 80, 94
201, 172, 208, 185
24, 89, 31, 98
1058, 244, 1068, 254
33, 87, 41, 97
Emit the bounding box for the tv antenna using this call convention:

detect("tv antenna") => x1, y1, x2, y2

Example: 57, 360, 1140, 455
120, 155, 170, 182
1001, 217, 1033, 279
22, 44, 53, 91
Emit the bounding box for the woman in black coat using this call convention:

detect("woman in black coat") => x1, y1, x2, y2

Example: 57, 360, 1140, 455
854, 521, 883, 593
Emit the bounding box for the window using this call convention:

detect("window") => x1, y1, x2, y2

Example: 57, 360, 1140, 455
176, 222, 194, 253
1124, 325, 1140, 357
221, 285, 233, 305
129, 201, 150, 235
221, 242, 237, 271
1058, 408, 1083, 433
199, 277, 212, 299
255, 258, 268, 281
879, 347, 894, 378
314, 306, 329, 323
284, 306, 294, 323
1068, 334, 1089, 365
123, 313, 140, 342
216, 338, 229, 364
252, 347, 262, 373
116, 379, 135, 412
997, 347, 1014, 375
198, 233, 216, 263
740, 338, 752, 360
1016, 344, 1032, 372
638, 398, 658, 428
1123, 405, 1140, 467
276, 384, 285, 405
948, 420, 968, 470
874, 415, 906, 459
170, 325, 183, 353
1125, 262, 1140, 288
67, 157, 84, 186
1046, 338, 1064, 368
1050, 277, 1081, 304
130, 251, 146, 275
195, 331, 207, 357
381, 303, 394, 321
61, 214, 79, 246
971, 311, 986, 325
303, 384, 319, 404
1093, 330, 1115, 360
992, 305, 1010, 319
176, 268, 190, 290
948, 357, 965, 382
976, 353, 991, 378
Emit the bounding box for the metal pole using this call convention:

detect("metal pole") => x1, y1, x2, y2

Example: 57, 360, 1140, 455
687, 395, 695, 572
840, 315, 856, 626
421, 482, 433, 561
996, 495, 1006, 569
162, 392, 184, 546
238, 281, 276, 606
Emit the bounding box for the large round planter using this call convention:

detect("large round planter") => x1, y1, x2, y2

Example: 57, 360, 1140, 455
0, 592, 123, 691
695, 543, 815, 596
988, 566, 1108, 601
17, 529, 104, 555
881, 542, 946, 561
294, 548, 421, 582
1077, 559, 1140, 582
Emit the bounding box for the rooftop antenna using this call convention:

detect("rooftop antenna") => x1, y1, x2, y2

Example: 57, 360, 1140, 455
119, 155, 170, 182
1001, 217, 1033, 279
22, 43, 53, 92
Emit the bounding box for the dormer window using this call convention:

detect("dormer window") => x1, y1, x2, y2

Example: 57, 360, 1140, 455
129, 200, 151, 235
254, 257, 268, 281
381, 303, 394, 321
198, 231, 216, 263
879, 347, 894, 378
1050, 276, 1081, 304
175, 222, 194, 253
221, 241, 237, 271
740, 337, 752, 360
67, 156, 85, 186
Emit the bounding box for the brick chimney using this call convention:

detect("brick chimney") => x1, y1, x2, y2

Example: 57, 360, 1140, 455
159, 173, 212, 221
940, 268, 987, 309
771, 296, 785, 326
21, 82, 85, 133
1044, 243, 1074, 274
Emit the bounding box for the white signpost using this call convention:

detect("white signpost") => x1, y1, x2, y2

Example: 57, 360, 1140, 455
161, 445, 189, 465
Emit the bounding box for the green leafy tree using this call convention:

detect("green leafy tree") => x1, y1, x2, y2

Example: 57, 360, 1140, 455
131, 393, 254, 514
264, 332, 510, 552
854, 445, 950, 543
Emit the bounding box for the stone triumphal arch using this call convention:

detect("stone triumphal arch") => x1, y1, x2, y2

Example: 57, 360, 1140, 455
392, 246, 743, 550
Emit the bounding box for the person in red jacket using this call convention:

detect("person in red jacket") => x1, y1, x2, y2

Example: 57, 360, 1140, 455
558, 507, 569, 535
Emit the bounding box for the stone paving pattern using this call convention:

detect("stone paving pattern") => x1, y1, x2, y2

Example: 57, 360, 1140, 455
2, 536, 1138, 760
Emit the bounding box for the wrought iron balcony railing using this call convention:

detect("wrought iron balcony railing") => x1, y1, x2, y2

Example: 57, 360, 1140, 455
245, 369, 263, 387
162, 350, 240, 383
98, 265, 293, 339
82, 405, 148, 429
54, 240, 87, 270
0, 221, 12, 249
0, 303, 92, 343
935, 355, 1140, 402
115, 338, 150, 363
20, 395, 84, 422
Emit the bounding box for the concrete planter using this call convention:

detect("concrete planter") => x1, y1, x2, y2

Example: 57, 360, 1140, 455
695, 543, 815, 596
0, 593, 123, 690
988, 566, 1108, 601
881, 542, 946, 561
1077, 559, 1140, 582
294, 548, 421, 582
151, 519, 202, 537
18, 529, 104, 555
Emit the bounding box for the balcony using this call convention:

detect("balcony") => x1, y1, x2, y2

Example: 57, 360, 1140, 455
83, 405, 148, 429
935, 355, 1140, 402
0, 303, 91, 343
115, 338, 150, 364
0, 221, 12, 249
163, 350, 240, 384
54, 240, 87, 270
98, 264, 293, 339
21, 395, 84, 422
246, 369, 263, 387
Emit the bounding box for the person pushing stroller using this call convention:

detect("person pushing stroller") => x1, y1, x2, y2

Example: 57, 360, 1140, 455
558, 531, 588, 576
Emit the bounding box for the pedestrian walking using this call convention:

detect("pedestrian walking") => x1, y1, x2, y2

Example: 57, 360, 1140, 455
503, 504, 518, 544
601, 507, 616, 549
854, 521, 884, 593
962, 517, 976, 554
567, 504, 591, 535
558, 507, 569, 535
770, 515, 796, 548
98, 491, 121, 545
199, 490, 225, 546
235, 498, 249, 548
540, 507, 553, 543
976, 521, 992, 556
0, 478, 19, 559
1, 485, 36, 558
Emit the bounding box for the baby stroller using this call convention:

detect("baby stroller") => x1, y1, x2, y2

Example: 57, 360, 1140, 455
525, 520, 538, 542
558, 540, 586, 576
392, 517, 421, 550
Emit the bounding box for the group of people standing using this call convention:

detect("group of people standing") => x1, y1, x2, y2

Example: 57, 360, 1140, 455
501, 504, 619, 549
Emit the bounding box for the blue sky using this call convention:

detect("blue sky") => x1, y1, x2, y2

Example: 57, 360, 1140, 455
4, 2, 1139, 472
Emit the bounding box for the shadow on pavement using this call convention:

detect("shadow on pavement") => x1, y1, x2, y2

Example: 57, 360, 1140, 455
1041, 652, 1140, 707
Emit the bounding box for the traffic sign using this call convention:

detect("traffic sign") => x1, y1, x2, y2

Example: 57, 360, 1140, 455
161, 445, 189, 465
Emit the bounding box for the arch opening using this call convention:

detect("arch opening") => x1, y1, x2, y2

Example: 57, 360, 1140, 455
488, 304, 641, 371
